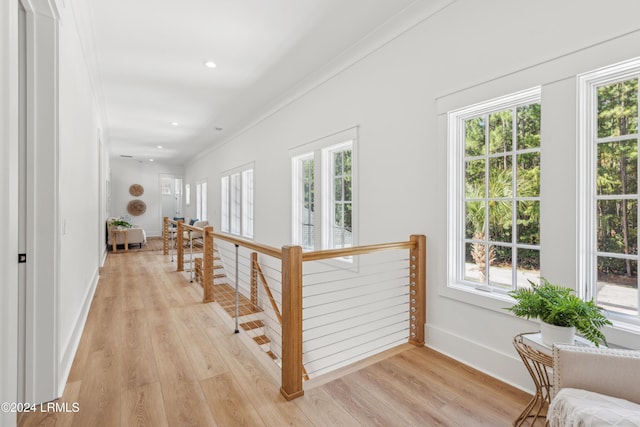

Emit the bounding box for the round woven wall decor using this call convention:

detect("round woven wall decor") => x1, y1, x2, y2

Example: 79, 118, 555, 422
129, 183, 144, 196
127, 199, 146, 216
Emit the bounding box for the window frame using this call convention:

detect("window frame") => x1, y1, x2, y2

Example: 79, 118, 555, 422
578, 57, 640, 328
220, 163, 254, 239
291, 128, 357, 257
195, 179, 208, 221
292, 152, 316, 251
447, 87, 542, 296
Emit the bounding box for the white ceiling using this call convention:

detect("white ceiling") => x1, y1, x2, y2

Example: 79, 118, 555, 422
78, 0, 443, 165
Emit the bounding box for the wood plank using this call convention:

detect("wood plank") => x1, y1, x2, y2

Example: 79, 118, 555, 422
72, 349, 122, 427
121, 382, 169, 427
323, 377, 413, 426
160, 380, 218, 427
17, 380, 82, 427
149, 318, 197, 383
120, 309, 159, 390
172, 307, 229, 381
200, 373, 266, 427
293, 387, 361, 427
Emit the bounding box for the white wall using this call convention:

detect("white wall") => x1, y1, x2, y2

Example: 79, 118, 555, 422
185, 0, 640, 391
56, 0, 107, 395
110, 158, 183, 236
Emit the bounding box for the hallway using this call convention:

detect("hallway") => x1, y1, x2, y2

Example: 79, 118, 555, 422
19, 249, 531, 426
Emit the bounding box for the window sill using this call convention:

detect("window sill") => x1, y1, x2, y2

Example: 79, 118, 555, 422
442, 281, 518, 316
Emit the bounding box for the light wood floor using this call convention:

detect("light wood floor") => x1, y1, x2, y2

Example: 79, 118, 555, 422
19, 249, 534, 427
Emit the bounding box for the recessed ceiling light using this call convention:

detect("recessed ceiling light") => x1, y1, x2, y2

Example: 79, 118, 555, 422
157, 145, 163, 149
214, 127, 223, 131
171, 121, 179, 126
203, 60, 217, 69
149, 159, 154, 162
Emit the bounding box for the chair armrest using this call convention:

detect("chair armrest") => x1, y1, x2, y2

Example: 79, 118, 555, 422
553, 344, 640, 404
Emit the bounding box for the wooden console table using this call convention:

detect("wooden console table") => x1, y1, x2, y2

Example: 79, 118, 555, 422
111, 228, 129, 252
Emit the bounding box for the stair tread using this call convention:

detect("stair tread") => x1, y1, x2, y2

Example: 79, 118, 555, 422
240, 320, 265, 331
253, 335, 271, 345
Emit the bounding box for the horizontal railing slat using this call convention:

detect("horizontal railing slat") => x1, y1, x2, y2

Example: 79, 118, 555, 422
301, 241, 416, 262
212, 231, 283, 259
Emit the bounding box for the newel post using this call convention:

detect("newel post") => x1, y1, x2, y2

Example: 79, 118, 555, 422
177, 220, 184, 272
280, 245, 304, 401
409, 234, 426, 346
202, 226, 215, 303
163, 216, 169, 255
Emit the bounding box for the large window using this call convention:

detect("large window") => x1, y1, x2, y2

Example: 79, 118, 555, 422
221, 164, 254, 238
448, 88, 541, 293
579, 58, 640, 325
196, 180, 207, 221
292, 130, 356, 252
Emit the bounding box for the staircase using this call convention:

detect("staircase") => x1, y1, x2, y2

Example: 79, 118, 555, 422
193, 246, 281, 367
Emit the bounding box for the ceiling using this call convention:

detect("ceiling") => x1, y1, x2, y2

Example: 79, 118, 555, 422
77, 0, 437, 166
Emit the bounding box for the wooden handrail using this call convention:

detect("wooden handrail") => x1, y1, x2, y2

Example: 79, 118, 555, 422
181, 223, 204, 232
213, 231, 282, 259
301, 241, 416, 262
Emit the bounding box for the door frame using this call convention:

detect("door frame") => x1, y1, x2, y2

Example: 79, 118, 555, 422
20, 0, 61, 404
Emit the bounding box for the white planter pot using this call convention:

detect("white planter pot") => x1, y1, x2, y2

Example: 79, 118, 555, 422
540, 321, 575, 346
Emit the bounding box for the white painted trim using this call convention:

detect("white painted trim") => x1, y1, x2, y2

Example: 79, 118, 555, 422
57, 268, 98, 395
446, 87, 541, 294
1, 0, 20, 425
426, 323, 534, 394
21, 0, 60, 404
577, 57, 640, 329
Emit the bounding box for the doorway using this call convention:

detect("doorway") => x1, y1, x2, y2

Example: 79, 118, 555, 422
161, 175, 183, 222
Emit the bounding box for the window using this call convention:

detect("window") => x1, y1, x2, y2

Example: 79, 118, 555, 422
293, 154, 315, 250
221, 164, 254, 238
579, 58, 640, 324
291, 129, 356, 252
326, 144, 353, 249
196, 180, 207, 221
185, 184, 191, 206
448, 88, 541, 293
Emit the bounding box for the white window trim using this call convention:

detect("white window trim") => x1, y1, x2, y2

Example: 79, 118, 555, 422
447, 87, 541, 298
221, 162, 254, 239
195, 179, 208, 221
290, 127, 358, 262
220, 176, 230, 233
578, 57, 640, 330
322, 141, 353, 251
291, 152, 316, 251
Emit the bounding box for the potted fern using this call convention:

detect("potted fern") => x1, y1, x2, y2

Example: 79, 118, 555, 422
110, 218, 132, 229
506, 278, 611, 347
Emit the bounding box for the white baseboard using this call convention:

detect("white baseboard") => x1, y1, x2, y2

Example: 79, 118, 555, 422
100, 244, 108, 266
57, 268, 99, 396
426, 323, 534, 394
